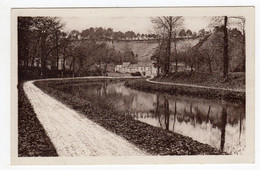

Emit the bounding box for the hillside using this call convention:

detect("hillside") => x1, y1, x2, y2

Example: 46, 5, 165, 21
94, 38, 202, 64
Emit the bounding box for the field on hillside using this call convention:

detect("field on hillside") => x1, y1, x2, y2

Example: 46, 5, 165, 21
96, 38, 202, 63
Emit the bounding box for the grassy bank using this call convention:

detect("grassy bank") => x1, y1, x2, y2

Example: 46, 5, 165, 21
154, 72, 245, 91
18, 82, 58, 157
125, 78, 245, 101
35, 79, 224, 155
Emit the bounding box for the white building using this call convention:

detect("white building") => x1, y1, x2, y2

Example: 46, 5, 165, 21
115, 62, 159, 77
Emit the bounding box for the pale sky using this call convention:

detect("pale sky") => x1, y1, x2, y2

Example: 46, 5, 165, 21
61, 16, 211, 34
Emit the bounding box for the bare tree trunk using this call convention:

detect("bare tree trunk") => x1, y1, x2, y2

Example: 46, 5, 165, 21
104, 63, 108, 76
31, 57, 35, 67
61, 56, 67, 77
242, 29, 246, 72
208, 59, 212, 73
72, 57, 75, 77
173, 101, 177, 131
157, 58, 160, 77
223, 16, 229, 79
220, 105, 227, 152
174, 40, 178, 73
164, 99, 169, 130
56, 31, 59, 70
165, 26, 172, 76
40, 34, 47, 77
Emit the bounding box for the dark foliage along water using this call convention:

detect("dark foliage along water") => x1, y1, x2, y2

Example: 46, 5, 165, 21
57, 81, 245, 154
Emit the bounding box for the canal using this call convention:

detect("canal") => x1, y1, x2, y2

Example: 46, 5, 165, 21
57, 80, 246, 155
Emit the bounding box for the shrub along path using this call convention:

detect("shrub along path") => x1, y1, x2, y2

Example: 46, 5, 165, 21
23, 80, 147, 156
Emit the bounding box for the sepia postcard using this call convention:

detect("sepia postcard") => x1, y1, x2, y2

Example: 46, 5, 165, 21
11, 7, 255, 165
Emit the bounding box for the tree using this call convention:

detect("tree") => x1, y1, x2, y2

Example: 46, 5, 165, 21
151, 16, 183, 75
59, 33, 71, 76
30, 17, 64, 77
223, 16, 229, 79
198, 29, 206, 37
125, 31, 136, 40
18, 17, 33, 67
105, 28, 113, 39
186, 29, 192, 37
199, 42, 216, 73
228, 16, 246, 72
95, 27, 105, 39
178, 29, 186, 37
113, 31, 124, 40
151, 36, 167, 77
68, 30, 80, 40
209, 16, 245, 78
136, 33, 140, 40
102, 47, 117, 76
192, 31, 197, 38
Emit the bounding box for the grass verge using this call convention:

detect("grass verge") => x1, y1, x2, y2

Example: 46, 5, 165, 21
125, 79, 245, 101
34, 79, 225, 155
154, 72, 245, 91
18, 81, 58, 157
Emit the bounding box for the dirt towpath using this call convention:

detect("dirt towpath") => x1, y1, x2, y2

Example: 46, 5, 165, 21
23, 80, 147, 156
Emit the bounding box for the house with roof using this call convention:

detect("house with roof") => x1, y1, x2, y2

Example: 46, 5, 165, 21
115, 62, 158, 77
115, 61, 192, 77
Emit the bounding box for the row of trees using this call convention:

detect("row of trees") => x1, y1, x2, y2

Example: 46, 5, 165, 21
151, 16, 246, 78
81, 27, 158, 40
18, 17, 138, 78
70, 27, 207, 41
178, 28, 210, 37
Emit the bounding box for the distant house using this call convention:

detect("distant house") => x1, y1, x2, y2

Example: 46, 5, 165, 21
115, 62, 158, 77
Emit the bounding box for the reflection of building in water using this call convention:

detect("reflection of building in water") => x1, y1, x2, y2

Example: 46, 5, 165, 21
114, 85, 130, 96
114, 85, 123, 94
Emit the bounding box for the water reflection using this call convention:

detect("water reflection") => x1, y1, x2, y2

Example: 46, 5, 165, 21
57, 81, 246, 154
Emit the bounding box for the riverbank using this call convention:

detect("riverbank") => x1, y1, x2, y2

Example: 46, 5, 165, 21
18, 82, 58, 157
154, 72, 245, 91
34, 78, 224, 155
125, 76, 245, 101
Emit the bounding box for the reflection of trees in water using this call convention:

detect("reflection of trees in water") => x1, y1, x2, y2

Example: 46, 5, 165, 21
172, 101, 177, 131
155, 94, 163, 127
54, 82, 245, 153
177, 102, 244, 129
149, 94, 231, 152
148, 93, 244, 132
239, 108, 243, 141
57, 83, 245, 132
164, 98, 170, 130
206, 106, 211, 123
220, 105, 227, 152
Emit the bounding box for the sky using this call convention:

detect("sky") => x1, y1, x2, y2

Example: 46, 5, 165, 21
61, 16, 211, 34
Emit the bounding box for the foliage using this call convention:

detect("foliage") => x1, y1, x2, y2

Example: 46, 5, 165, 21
151, 16, 184, 75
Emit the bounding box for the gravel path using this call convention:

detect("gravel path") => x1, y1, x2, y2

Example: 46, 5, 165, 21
23, 80, 147, 156
147, 78, 245, 93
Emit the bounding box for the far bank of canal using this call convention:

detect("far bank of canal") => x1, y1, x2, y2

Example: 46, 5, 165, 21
34, 78, 245, 155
